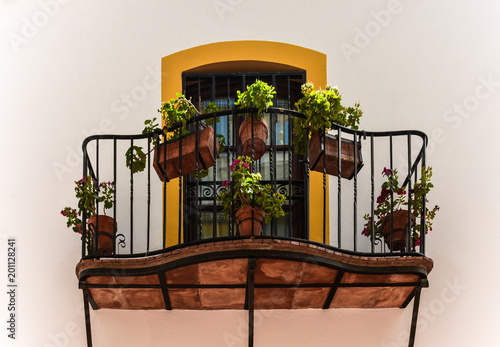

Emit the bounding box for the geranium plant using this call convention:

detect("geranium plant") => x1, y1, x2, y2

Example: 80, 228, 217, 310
293, 83, 363, 156
234, 80, 276, 120
217, 156, 286, 224
362, 166, 439, 248
61, 175, 115, 235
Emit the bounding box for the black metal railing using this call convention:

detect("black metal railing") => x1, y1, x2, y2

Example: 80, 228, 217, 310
80, 108, 428, 259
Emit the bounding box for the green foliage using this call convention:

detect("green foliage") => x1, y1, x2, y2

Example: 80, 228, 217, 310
125, 145, 147, 174
293, 83, 363, 156
217, 156, 286, 224
235, 80, 276, 120
203, 102, 220, 121
362, 166, 439, 247
143, 117, 161, 145
61, 175, 115, 236
159, 93, 198, 141
61, 207, 82, 234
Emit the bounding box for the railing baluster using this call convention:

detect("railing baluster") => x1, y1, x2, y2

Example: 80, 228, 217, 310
95, 139, 100, 255
228, 98, 233, 237
288, 113, 293, 239
147, 138, 151, 254
353, 133, 358, 252
178, 133, 182, 244
389, 135, 394, 253
421, 137, 427, 255
113, 139, 117, 254
129, 138, 133, 255
82, 146, 88, 258
337, 128, 342, 248
162, 129, 167, 247
370, 135, 375, 253
212, 109, 218, 239
271, 111, 277, 236
251, 111, 255, 236
195, 120, 201, 241
407, 134, 412, 252
322, 131, 326, 245
304, 132, 310, 241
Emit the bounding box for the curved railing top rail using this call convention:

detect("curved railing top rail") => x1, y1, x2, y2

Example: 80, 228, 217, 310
82, 107, 428, 186
82, 107, 428, 163
82, 107, 428, 147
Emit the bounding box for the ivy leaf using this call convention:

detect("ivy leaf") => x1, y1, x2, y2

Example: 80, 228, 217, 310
125, 146, 147, 174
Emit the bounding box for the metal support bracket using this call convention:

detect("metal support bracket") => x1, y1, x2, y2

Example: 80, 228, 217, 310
408, 281, 423, 347
83, 290, 93, 347
247, 258, 256, 347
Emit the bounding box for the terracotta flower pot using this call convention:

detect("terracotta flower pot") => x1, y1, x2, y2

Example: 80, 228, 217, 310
309, 131, 363, 179
235, 205, 265, 236
87, 215, 117, 255
153, 127, 219, 181
239, 117, 268, 161
381, 210, 414, 251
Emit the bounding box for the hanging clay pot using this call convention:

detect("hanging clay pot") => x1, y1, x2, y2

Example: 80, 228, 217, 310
235, 205, 266, 236
309, 131, 363, 179
153, 127, 219, 181
88, 215, 117, 255
239, 117, 268, 161
381, 209, 414, 251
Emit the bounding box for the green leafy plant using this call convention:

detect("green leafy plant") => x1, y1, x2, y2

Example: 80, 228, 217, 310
61, 175, 115, 235
362, 166, 439, 247
234, 80, 276, 120
217, 156, 286, 224
293, 83, 363, 156
125, 96, 225, 177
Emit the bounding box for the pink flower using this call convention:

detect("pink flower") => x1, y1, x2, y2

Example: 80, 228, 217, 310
377, 188, 390, 204
361, 226, 370, 236
382, 167, 392, 176
222, 180, 231, 187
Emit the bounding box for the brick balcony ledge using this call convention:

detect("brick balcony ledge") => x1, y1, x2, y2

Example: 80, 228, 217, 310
76, 238, 432, 310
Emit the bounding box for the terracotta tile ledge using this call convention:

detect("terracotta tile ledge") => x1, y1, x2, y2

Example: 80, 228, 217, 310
76, 238, 433, 278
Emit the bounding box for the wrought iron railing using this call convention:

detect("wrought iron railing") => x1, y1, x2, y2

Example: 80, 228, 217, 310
80, 108, 428, 259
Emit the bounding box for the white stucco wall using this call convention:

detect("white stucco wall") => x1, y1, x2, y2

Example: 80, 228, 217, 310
1, 1, 499, 346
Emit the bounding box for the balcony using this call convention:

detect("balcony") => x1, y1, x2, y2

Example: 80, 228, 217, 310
75, 108, 433, 347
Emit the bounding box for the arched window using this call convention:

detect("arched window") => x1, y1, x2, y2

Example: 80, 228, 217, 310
182, 71, 307, 241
